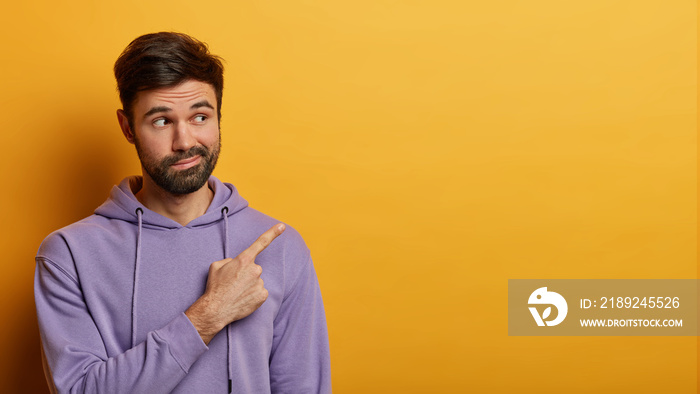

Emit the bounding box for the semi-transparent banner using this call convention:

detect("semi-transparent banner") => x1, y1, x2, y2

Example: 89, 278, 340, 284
508, 280, 698, 336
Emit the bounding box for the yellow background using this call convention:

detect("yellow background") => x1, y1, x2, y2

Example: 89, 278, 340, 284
0, 1, 696, 392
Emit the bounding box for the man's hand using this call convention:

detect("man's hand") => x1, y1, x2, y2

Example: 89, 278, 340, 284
186, 223, 286, 345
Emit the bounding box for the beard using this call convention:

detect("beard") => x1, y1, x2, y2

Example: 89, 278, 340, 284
134, 135, 221, 195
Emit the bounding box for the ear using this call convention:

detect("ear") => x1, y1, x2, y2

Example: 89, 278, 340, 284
117, 109, 135, 144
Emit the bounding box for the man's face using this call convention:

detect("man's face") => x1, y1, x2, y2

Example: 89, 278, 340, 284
123, 80, 221, 195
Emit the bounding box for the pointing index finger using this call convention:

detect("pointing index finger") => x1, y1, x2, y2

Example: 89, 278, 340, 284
241, 223, 286, 260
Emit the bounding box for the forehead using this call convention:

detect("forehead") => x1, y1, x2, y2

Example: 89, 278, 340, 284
132, 80, 217, 113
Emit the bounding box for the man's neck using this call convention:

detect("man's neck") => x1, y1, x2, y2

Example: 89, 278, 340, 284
134, 175, 215, 226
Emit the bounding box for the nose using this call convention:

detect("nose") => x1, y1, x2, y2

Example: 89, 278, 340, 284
172, 121, 196, 152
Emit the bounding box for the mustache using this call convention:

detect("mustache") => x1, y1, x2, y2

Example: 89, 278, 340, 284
161, 145, 210, 167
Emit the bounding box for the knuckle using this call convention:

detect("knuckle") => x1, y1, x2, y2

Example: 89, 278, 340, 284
257, 235, 271, 249
237, 253, 252, 265
260, 231, 273, 243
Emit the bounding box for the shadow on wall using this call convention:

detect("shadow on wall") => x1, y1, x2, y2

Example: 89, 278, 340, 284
11, 112, 124, 394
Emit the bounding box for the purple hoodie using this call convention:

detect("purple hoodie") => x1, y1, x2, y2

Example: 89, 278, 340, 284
35, 176, 331, 393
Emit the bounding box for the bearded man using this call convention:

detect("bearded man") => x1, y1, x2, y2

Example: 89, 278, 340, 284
34, 32, 331, 393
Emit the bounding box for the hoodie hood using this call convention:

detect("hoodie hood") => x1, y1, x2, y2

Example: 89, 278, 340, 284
94, 176, 249, 229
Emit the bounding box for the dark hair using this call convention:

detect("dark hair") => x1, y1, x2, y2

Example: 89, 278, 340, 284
114, 32, 224, 128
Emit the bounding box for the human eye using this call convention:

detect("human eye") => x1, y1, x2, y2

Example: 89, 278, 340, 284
152, 118, 169, 127
193, 114, 207, 123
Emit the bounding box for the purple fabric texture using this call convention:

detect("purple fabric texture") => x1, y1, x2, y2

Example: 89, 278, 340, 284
35, 176, 331, 393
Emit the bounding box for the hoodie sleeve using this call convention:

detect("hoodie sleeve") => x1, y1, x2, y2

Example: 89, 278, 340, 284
35, 250, 208, 393
269, 253, 331, 393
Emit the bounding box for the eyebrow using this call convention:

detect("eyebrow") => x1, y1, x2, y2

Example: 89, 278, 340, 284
190, 100, 215, 111
144, 106, 171, 118
143, 100, 215, 118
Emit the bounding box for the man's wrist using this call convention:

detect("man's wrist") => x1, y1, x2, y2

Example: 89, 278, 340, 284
185, 296, 221, 345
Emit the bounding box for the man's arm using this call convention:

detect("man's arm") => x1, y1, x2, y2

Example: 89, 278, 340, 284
269, 253, 331, 393
35, 224, 285, 393
35, 256, 207, 394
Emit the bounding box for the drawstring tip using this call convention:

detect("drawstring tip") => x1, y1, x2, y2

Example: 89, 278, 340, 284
228, 379, 232, 393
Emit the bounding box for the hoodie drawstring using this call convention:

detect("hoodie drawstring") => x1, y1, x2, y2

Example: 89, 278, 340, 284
130, 206, 233, 392
221, 207, 233, 393
222, 207, 230, 258
131, 208, 144, 348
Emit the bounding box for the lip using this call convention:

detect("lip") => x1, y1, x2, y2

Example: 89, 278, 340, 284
170, 155, 201, 170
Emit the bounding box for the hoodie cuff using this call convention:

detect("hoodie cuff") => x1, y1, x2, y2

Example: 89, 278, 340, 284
155, 313, 209, 373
